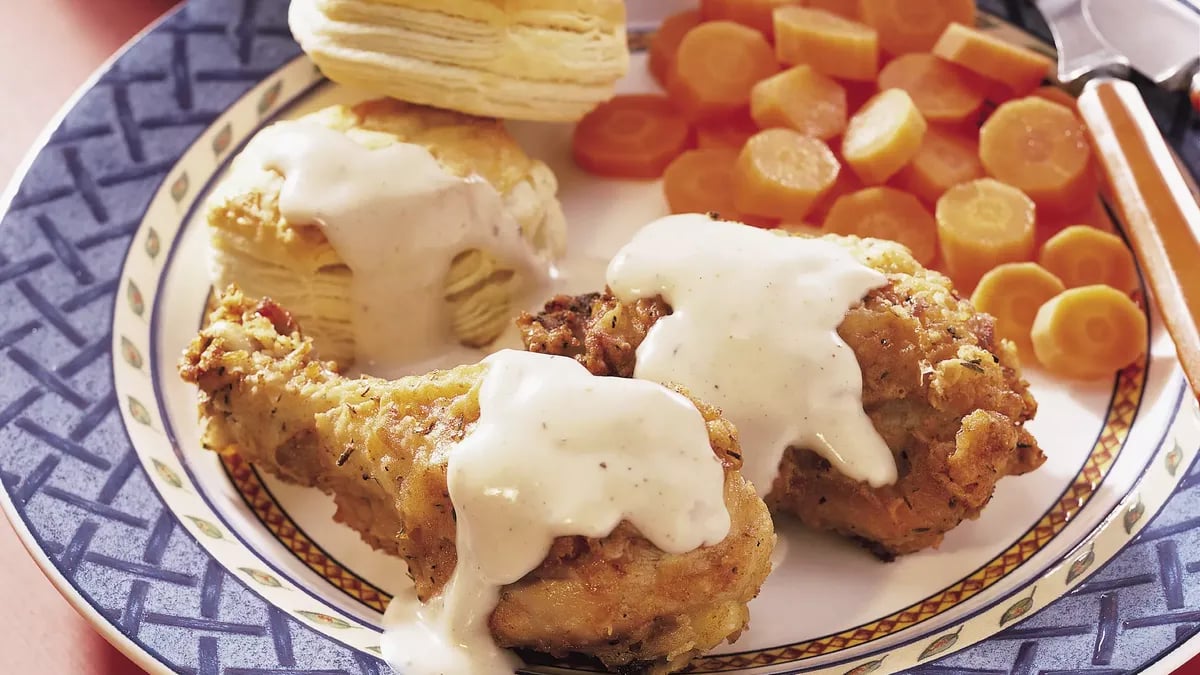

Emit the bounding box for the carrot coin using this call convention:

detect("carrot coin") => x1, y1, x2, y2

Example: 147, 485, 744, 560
573, 95, 693, 179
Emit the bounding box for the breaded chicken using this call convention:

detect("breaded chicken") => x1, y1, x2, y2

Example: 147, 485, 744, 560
179, 287, 774, 674
518, 235, 1045, 558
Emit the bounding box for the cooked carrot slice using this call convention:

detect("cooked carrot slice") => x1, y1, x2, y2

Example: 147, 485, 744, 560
822, 186, 938, 265
842, 89, 928, 184
935, 178, 1037, 289
860, 0, 975, 55
669, 21, 780, 121
775, 7, 880, 82
649, 10, 701, 88
810, 159, 864, 223
979, 97, 1097, 215
750, 65, 848, 140
804, 0, 860, 19
733, 129, 841, 219
933, 23, 1054, 96
696, 112, 761, 150
1032, 85, 1079, 113
1039, 225, 1139, 294
893, 125, 984, 204
1031, 285, 1148, 379
876, 53, 987, 125
701, 0, 797, 37
663, 148, 779, 228
572, 95, 692, 179
971, 262, 1066, 356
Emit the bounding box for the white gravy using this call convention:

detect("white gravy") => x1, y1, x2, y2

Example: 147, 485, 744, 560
381, 349, 732, 675
240, 120, 545, 374
606, 214, 897, 496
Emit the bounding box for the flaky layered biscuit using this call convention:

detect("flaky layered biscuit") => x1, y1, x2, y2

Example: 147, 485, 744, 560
205, 98, 566, 367
289, 0, 629, 121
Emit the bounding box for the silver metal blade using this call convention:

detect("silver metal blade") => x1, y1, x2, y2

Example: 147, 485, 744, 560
1084, 0, 1200, 89
1036, 0, 1130, 83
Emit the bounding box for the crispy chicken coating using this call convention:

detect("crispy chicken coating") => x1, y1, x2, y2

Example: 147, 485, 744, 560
179, 287, 774, 674
518, 235, 1045, 558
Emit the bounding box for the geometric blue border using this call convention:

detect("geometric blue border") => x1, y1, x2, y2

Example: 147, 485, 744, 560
0, 0, 1197, 673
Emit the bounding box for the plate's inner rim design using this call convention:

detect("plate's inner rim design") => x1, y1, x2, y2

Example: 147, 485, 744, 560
129, 15, 1189, 675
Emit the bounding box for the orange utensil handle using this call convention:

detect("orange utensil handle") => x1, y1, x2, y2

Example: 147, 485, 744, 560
1078, 79, 1200, 400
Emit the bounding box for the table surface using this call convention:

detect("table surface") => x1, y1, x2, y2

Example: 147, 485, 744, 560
1, 2, 1197, 675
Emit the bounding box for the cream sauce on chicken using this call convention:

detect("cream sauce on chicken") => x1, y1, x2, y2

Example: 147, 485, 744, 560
606, 214, 897, 496
381, 349, 732, 675
240, 120, 544, 374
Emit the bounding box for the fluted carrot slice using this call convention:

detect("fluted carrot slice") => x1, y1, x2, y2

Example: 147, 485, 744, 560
842, 89, 928, 184
1032, 85, 1079, 113
805, 0, 860, 19
572, 95, 693, 179
893, 125, 984, 204
775, 7, 880, 82
750, 65, 848, 140
733, 129, 841, 219
971, 262, 1065, 356
701, 0, 797, 37
649, 10, 701, 88
980, 97, 1097, 215
669, 21, 780, 121
822, 186, 938, 265
860, 0, 975, 55
933, 23, 1054, 96
810, 158, 864, 223
1031, 285, 1148, 379
877, 53, 988, 124
936, 178, 1036, 289
663, 148, 779, 228
1039, 225, 1139, 294
696, 112, 761, 150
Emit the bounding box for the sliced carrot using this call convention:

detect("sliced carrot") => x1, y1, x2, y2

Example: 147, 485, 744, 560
669, 21, 780, 121
933, 23, 1054, 96
979, 96, 1097, 215
859, 0, 975, 55
970, 262, 1066, 357
876, 53, 987, 125
696, 111, 761, 150
822, 186, 939, 266
572, 95, 693, 179
810, 159, 864, 223
775, 7, 880, 82
804, 0, 860, 19
649, 10, 701, 88
663, 148, 779, 228
750, 65, 848, 140
893, 125, 984, 204
733, 128, 841, 219
935, 178, 1036, 289
701, 0, 795, 37
1031, 285, 1148, 379
1032, 85, 1079, 113
842, 89, 928, 184
1039, 225, 1139, 294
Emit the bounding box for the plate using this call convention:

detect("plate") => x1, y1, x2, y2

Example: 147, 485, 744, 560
1, 1, 1199, 673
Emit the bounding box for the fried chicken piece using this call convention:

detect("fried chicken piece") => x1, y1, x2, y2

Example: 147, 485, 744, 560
179, 287, 774, 674
518, 236, 1045, 558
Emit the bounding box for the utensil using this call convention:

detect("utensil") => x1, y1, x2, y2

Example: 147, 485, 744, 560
1037, 0, 1200, 109
1078, 80, 1200, 400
